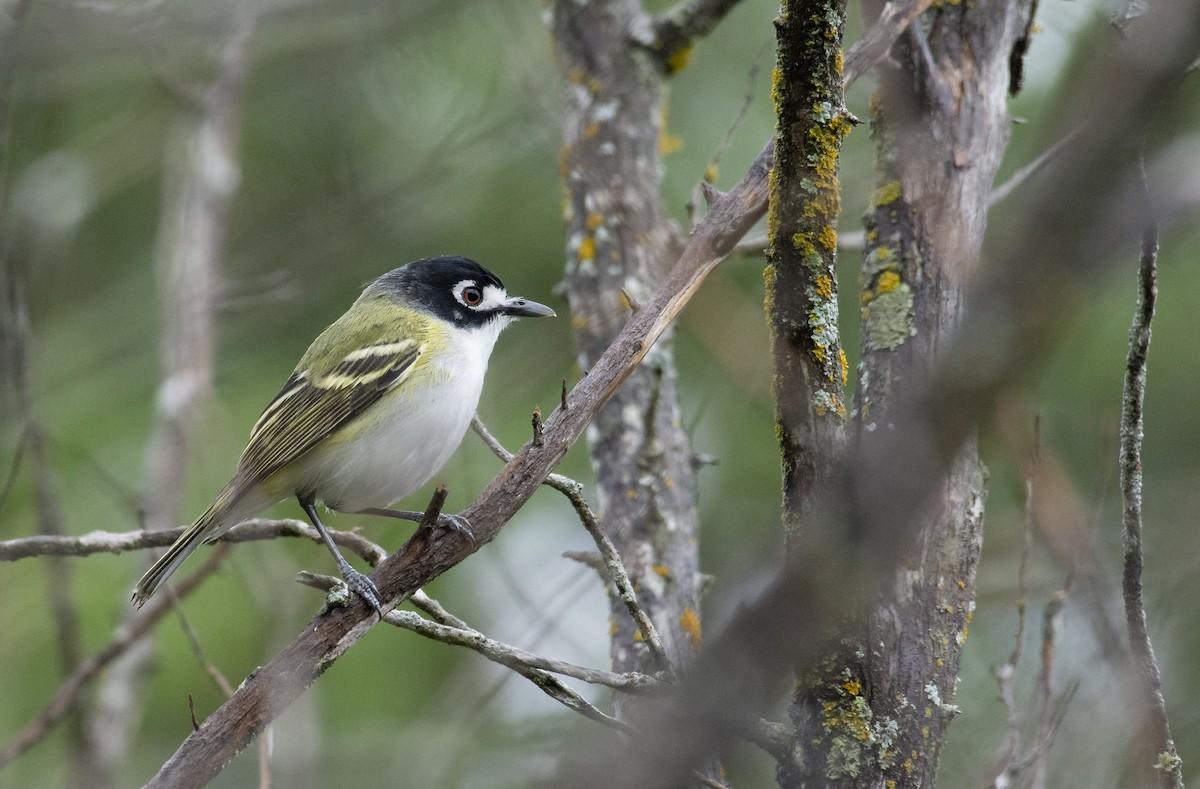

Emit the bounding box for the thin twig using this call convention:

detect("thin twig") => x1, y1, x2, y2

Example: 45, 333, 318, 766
0, 518, 387, 565
471, 415, 674, 672
989, 126, 1083, 207
985, 420, 1037, 786
1119, 163, 1182, 787
172, 598, 236, 698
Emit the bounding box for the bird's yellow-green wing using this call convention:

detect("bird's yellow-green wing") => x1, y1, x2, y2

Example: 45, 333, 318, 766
233, 305, 428, 490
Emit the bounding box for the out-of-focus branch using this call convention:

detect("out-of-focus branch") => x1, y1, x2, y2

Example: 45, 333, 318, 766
984, 422, 1073, 787
0, 546, 228, 769
1, 0, 81, 766
645, 0, 748, 74
1119, 178, 1182, 787
552, 7, 713, 762
840, 0, 935, 89
76, 10, 256, 787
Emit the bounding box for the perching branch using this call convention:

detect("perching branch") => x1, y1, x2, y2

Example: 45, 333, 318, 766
0, 518, 387, 566
142, 137, 772, 789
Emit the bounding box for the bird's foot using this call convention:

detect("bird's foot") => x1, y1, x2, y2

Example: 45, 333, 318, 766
432, 512, 475, 542
336, 560, 382, 615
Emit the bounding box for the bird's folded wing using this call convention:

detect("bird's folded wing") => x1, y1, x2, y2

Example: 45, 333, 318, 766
235, 339, 423, 487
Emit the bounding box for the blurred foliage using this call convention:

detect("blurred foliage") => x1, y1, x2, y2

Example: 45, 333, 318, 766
0, 0, 1197, 787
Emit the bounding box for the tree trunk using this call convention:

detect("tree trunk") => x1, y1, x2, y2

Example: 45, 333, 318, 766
550, 0, 705, 695
785, 0, 1034, 784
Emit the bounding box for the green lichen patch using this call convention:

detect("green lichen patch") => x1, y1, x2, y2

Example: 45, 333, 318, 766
862, 281, 916, 351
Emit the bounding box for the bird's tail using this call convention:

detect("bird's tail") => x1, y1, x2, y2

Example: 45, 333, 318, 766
131, 482, 241, 608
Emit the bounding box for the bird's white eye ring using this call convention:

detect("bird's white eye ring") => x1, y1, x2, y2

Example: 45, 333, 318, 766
460, 285, 483, 307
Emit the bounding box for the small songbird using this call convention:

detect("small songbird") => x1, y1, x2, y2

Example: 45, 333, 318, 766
132, 256, 555, 611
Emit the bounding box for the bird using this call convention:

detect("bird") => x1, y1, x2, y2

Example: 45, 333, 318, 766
132, 256, 555, 612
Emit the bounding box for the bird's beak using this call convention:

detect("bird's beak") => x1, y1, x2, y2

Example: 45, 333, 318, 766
501, 296, 556, 318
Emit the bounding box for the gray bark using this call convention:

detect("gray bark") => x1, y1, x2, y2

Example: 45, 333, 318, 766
550, 0, 705, 685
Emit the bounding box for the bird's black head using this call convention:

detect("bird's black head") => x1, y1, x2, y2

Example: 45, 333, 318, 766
370, 256, 554, 327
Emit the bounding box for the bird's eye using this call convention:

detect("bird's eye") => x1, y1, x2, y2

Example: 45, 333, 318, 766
460, 286, 483, 306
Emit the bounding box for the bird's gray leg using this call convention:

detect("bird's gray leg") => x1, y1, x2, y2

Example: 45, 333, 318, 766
299, 496, 383, 614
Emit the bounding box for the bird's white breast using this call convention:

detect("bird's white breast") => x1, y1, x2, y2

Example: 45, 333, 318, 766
293, 319, 507, 512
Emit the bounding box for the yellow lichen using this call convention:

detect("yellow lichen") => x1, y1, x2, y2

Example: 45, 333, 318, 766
793, 232, 817, 256
818, 225, 838, 250
863, 266, 899, 303
583, 122, 600, 140
839, 347, 849, 385
680, 607, 702, 648
870, 181, 903, 207
771, 65, 784, 108
667, 45, 694, 74
570, 314, 590, 330
815, 274, 834, 300
843, 678, 862, 696
652, 564, 670, 578
584, 212, 604, 232
578, 236, 596, 262
659, 106, 683, 155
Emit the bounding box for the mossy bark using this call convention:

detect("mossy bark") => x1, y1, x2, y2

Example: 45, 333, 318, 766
784, 0, 1035, 785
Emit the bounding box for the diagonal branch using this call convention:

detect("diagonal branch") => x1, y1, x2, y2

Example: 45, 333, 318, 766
142, 139, 773, 789
646, 0, 749, 74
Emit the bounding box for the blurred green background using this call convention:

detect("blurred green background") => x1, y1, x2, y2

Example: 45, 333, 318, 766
1, 0, 1198, 786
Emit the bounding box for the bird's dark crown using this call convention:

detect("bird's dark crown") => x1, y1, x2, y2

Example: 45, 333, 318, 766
370, 256, 508, 326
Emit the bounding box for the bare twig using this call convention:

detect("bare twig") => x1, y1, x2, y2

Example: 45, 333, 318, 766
391, 607, 659, 692
989, 126, 1083, 207
471, 415, 673, 672
172, 600, 236, 698
841, 0, 936, 89
0, 518, 387, 565
1119, 168, 1182, 787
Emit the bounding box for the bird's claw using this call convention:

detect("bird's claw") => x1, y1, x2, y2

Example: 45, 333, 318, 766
339, 565, 383, 615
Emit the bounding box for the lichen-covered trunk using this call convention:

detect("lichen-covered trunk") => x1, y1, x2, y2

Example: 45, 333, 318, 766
549, 0, 704, 695
785, 0, 1033, 784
